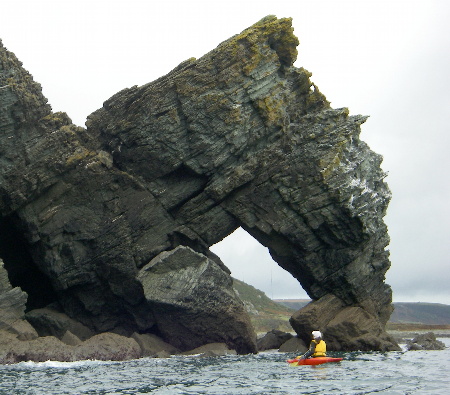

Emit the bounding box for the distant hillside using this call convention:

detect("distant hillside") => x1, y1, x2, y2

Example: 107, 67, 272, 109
233, 279, 450, 332
389, 302, 450, 325
273, 299, 450, 325
232, 279, 295, 333
273, 299, 310, 311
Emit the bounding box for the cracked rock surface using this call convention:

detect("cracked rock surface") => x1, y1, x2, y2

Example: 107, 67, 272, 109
0, 16, 399, 356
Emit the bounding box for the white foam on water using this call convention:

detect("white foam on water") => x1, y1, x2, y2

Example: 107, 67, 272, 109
15, 359, 119, 369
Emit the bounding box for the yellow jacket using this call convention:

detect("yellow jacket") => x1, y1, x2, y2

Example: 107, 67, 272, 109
296, 339, 327, 359
312, 339, 326, 357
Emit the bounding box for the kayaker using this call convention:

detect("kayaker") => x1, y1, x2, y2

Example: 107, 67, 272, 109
297, 330, 326, 359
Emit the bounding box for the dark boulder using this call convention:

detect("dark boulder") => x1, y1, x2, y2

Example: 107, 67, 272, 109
278, 337, 308, 353
257, 329, 293, 351
290, 294, 401, 351
60, 330, 83, 346
74, 332, 141, 361
25, 305, 94, 340
131, 333, 180, 357
0, 15, 397, 355
182, 343, 237, 357
137, 246, 257, 354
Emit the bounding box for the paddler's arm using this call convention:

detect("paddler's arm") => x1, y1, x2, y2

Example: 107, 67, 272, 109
298, 341, 316, 360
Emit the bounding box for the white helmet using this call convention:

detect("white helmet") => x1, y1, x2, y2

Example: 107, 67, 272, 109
312, 330, 322, 339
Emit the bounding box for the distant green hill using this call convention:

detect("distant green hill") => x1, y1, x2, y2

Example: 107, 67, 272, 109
233, 279, 450, 332
232, 279, 295, 333
273, 299, 310, 311
270, 299, 450, 325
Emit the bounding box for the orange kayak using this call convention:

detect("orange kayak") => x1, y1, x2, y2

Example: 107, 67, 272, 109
287, 357, 343, 366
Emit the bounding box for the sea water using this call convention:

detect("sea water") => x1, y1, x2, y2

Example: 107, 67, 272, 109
1, 338, 449, 394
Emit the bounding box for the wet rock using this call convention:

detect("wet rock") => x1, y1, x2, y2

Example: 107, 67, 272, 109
406, 332, 446, 351
182, 343, 237, 357
257, 329, 293, 351
290, 294, 400, 351
74, 332, 141, 361
25, 306, 94, 340
131, 333, 180, 357
60, 330, 82, 346
0, 332, 74, 364
278, 337, 308, 353
0, 331, 141, 364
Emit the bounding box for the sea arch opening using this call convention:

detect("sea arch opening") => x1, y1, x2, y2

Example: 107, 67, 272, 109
210, 227, 309, 302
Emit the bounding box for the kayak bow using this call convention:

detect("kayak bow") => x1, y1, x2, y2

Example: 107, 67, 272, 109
287, 357, 343, 366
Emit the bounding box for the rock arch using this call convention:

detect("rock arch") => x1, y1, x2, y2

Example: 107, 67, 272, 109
0, 16, 399, 353
211, 227, 306, 299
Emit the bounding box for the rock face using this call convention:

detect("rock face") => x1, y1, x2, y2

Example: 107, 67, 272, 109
0, 15, 398, 356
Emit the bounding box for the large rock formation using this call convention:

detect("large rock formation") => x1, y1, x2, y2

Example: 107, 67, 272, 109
0, 15, 399, 357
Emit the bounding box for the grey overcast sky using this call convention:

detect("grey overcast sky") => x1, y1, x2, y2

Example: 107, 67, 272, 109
1, 0, 449, 304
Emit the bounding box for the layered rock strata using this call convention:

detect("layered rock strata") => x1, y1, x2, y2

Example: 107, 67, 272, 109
0, 15, 399, 359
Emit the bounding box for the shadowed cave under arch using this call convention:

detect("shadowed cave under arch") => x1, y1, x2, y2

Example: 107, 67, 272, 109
0, 214, 58, 311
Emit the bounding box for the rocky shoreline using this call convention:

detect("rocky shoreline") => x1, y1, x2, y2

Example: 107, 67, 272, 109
255, 329, 448, 354
0, 331, 237, 365
388, 329, 450, 343
1, 254, 445, 365
2, 326, 447, 365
